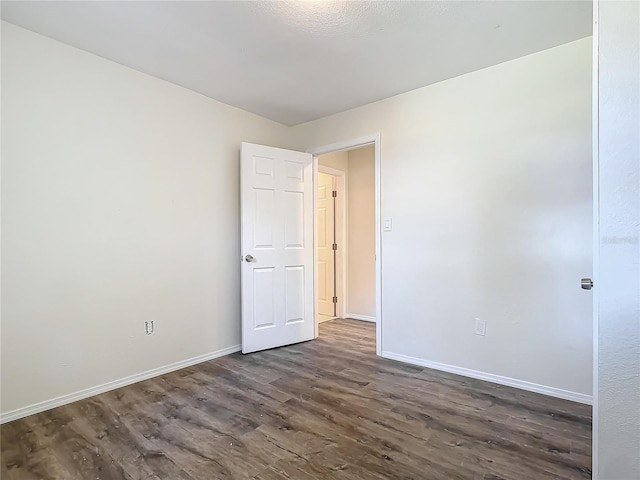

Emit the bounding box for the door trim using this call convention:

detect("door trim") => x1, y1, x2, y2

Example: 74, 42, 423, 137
318, 165, 347, 320
309, 134, 382, 356
591, 0, 600, 476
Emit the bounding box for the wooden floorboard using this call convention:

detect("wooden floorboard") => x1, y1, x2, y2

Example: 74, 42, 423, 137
1, 318, 592, 479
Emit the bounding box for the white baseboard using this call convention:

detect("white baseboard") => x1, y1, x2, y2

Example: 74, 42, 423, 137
346, 313, 376, 323
0, 344, 241, 424
381, 350, 592, 405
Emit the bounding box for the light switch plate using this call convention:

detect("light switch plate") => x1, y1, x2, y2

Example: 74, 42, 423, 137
383, 217, 392, 231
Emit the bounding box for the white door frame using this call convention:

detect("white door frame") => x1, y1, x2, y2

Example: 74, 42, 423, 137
309, 134, 382, 356
591, 0, 600, 476
317, 165, 347, 320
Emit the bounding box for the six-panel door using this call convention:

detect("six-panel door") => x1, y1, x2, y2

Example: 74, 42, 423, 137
240, 142, 314, 353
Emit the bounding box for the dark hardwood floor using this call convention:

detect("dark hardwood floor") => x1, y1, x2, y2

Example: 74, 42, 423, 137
1, 319, 592, 479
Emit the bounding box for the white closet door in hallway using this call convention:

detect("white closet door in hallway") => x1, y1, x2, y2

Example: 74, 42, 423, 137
316, 171, 336, 319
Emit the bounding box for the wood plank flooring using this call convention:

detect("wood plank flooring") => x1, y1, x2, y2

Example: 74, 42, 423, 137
1, 319, 592, 479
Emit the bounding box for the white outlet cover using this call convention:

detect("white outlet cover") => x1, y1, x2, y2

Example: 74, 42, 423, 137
474, 318, 486, 336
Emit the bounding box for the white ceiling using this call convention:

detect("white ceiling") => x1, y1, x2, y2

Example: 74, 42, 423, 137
1, 1, 592, 126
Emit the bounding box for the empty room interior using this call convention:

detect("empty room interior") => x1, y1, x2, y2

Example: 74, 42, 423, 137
1, 1, 638, 479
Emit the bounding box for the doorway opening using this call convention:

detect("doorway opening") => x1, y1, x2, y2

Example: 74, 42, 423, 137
311, 135, 382, 355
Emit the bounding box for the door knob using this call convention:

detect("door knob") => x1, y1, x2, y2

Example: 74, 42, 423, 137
581, 278, 593, 290
245, 254, 256, 263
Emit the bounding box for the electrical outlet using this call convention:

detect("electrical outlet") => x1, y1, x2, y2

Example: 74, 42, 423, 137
145, 321, 154, 335
474, 318, 486, 336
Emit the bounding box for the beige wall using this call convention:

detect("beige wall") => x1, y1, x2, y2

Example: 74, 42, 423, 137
292, 38, 593, 401
318, 150, 348, 172
1, 22, 290, 417
346, 146, 376, 319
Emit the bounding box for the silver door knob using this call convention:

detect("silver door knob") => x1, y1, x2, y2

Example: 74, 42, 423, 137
245, 254, 255, 263
581, 278, 593, 290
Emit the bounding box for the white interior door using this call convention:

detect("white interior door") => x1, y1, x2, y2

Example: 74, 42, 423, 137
241, 142, 314, 353
316, 172, 336, 318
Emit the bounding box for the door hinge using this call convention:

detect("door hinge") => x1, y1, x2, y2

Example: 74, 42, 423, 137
332, 190, 337, 198
332, 296, 338, 304
332, 243, 337, 251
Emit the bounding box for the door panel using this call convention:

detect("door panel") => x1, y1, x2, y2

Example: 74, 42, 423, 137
241, 143, 314, 353
316, 171, 335, 317
253, 267, 275, 329
284, 191, 304, 247
253, 189, 275, 248
285, 265, 305, 324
